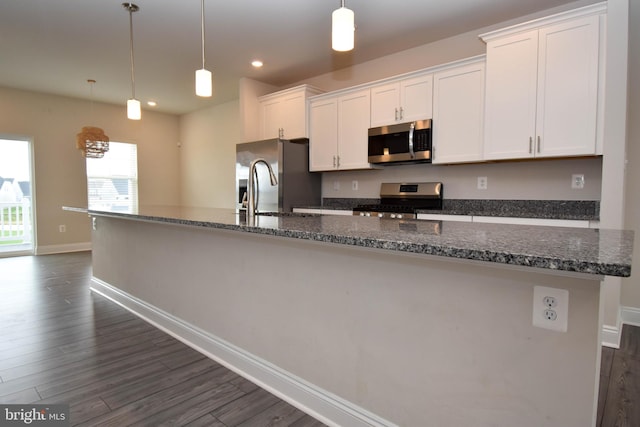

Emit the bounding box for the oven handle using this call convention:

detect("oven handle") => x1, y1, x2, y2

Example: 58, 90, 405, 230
408, 122, 415, 159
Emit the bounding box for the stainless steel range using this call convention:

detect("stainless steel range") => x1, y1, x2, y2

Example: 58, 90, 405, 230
353, 182, 443, 219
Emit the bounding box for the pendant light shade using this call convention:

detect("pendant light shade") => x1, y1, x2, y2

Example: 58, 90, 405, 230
196, 0, 213, 97
123, 3, 141, 120
196, 68, 212, 97
332, 0, 354, 52
127, 98, 141, 120
76, 79, 110, 158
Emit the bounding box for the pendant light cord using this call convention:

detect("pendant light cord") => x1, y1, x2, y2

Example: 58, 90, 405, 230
200, 0, 206, 69
128, 7, 136, 99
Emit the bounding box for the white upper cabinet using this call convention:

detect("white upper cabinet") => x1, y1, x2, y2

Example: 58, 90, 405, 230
258, 85, 323, 140
309, 97, 338, 171
370, 73, 433, 127
482, 7, 603, 160
309, 89, 374, 171
432, 59, 485, 164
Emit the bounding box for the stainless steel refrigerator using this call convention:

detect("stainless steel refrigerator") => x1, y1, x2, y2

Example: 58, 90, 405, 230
236, 138, 321, 213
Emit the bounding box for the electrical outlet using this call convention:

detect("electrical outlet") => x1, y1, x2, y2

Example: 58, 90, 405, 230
533, 286, 568, 332
58, 224, 66, 233
352, 180, 358, 191
477, 176, 488, 190
571, 174, 585, 189
543, 296, 557, 308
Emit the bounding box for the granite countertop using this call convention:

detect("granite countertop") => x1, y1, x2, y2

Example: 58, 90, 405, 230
310, 199, 600, 220
82, 206, 633, 278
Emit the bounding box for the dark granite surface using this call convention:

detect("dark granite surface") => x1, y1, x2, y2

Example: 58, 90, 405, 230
421, 199, 600, 220
303, 199, 600, 220
87, 205, 632, 277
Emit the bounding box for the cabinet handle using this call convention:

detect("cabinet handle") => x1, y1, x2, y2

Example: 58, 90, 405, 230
537, 136, 541, 153
394, 108, 399, 121
399, 107, 404, 120
333, 155, 336, 168
529, 137, 533, 154
278, 128, 284, 139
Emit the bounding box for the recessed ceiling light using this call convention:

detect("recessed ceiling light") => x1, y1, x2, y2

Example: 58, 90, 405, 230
251, 60, 263, 68
147, 101, 157, 107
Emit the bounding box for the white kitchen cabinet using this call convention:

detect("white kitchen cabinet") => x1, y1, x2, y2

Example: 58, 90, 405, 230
258, 85, 323, 140
370, 73, 433, 127
432, 59, 485, 164
309, 97, 338, 171
482, 11, 602, 160
309, 89, 374, 171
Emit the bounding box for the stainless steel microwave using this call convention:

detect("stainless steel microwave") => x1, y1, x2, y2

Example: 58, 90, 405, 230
368, 119, 432, 165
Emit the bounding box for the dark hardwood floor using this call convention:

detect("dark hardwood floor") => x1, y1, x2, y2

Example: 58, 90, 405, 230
1, 252, 639, 426
0, 252, 326, 427
598, 322, 640, 427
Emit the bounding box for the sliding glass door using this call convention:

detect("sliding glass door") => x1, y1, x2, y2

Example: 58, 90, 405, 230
0, 137, 34, 256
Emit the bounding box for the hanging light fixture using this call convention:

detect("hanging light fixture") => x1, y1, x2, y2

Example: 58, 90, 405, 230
123, 3, 141, 120
332, 0, 355, 52
195, 0, 212, 97
76, 80, 110, 158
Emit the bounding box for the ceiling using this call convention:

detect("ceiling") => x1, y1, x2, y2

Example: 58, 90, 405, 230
0, 0, 593, 115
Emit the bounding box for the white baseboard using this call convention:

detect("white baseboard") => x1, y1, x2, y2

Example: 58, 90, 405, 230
90, 277, 396, 427
601, 324, 621, 349
621, 306, 640, 327
601, 306, 640, 348
36, 242, 91, 255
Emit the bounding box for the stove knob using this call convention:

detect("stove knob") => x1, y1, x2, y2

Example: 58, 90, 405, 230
359, 212, 365, 216
390, 213, 396, 219
365, 212, 371, 217
378, 213, 384, 218
397, 214, 403, 219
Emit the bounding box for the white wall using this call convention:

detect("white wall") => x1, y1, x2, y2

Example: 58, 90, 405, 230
322, 158, 602, 200
622, 0, 640, 310
179, 100, 240, 209
0, 86, 180, 253
92, 216, 602, 427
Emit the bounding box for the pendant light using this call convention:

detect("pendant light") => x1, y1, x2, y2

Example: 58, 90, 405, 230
332, 0, 355, 52
76, 80, 110, 158
195, 0, 212, 97
123, 3, 141, 120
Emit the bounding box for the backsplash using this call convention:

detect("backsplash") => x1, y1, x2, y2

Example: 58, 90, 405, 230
320, 156, 602, 201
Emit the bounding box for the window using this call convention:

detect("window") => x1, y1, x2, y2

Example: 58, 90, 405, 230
86, 142, 138, 213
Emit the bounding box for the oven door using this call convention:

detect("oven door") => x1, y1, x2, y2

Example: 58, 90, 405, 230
368, 119, 432, 164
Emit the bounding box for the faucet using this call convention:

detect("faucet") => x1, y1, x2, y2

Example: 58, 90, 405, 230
247, 158, 278, 218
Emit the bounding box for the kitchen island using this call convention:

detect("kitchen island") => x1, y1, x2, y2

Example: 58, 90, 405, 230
84, 206, 633, 427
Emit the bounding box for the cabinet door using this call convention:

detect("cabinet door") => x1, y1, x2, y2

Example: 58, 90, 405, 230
280, 92, 307, 140
399, 74, 433, 122
483, 30, 538, 160
370, 82, 399, 127
432, 62, 485, 164
536, 15, 599, 157
260, 98, 284, 139
337, 89, 372, 170
309, 98, 339, 171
